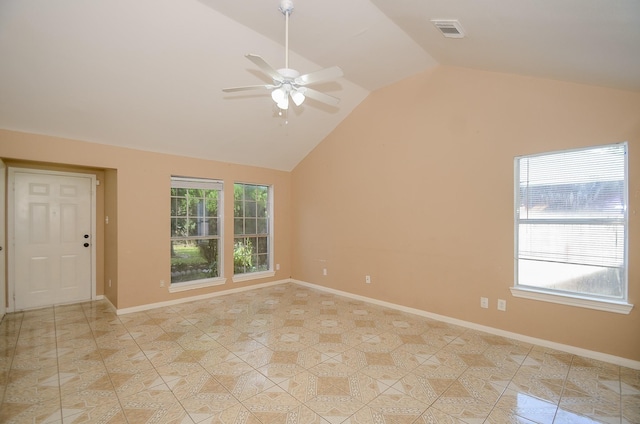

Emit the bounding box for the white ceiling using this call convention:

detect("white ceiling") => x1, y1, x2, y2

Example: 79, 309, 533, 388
1, 0, 639, 171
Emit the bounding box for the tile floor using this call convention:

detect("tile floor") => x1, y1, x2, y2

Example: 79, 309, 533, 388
0, 283, 638, 423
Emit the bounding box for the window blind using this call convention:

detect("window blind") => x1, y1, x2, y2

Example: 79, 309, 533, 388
515, 143, 628, 300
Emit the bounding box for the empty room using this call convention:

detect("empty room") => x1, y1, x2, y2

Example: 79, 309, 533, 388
0, 0, 639, 423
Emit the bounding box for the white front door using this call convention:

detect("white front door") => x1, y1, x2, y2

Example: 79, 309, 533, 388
10, 169, 94, 310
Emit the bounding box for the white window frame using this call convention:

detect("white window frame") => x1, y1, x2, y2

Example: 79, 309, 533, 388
232, 182, 275, 283
511, 143, 633, 314
169, 176, 226, 292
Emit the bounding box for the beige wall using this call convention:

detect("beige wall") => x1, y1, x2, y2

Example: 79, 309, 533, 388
0, 131, 292, 309
291, 66, 640, 361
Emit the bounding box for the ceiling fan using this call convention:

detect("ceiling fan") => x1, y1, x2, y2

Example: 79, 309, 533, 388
222, 0, 343, 110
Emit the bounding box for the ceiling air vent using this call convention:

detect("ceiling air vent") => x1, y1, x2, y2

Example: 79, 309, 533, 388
431, 20, 465, 38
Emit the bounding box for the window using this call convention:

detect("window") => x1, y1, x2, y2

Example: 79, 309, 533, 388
512, 143, 631, 313
233, 183, 273, 279
170, 177, 224, 289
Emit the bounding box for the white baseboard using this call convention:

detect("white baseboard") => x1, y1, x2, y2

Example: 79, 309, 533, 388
115, 279, 288, 315
291, 279, 640, 370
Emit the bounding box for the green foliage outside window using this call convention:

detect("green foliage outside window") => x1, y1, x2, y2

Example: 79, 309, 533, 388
234, 183, 270, 274
171, 186, 220, 283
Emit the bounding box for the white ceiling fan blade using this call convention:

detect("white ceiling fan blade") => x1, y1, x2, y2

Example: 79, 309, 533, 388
222, 84, 275, 93
300, 87, 340, 106
245, 54, 284, 82
295, 66, 343, 86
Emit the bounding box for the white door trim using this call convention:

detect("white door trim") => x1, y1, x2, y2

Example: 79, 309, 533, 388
7, 167, 97, 311
0, 160, 5, 319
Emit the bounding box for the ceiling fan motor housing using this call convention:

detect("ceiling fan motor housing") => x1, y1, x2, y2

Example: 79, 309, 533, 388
277, 68, 300, 80
279, 0, 294, 15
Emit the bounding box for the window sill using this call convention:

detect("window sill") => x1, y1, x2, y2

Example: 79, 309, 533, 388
232, 270, 276, 283
169, 277, 227, 293
510, 286, 633, 314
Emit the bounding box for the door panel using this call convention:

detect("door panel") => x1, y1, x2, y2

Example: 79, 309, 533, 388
13, 171, 92, 310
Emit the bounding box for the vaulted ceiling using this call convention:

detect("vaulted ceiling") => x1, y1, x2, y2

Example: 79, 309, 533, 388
1, 0, 638, 171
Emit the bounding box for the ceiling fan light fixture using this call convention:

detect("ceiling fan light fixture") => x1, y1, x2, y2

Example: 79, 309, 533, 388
272, 87, 290, 109
276, 96, 289, 110
271, 87, 286, 103
291, 89, 305, 106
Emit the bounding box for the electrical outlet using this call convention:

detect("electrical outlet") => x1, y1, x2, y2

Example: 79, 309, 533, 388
276, 263, 280, 270
108, 279, 112, 288
160, 280, 165, 288
480, 297, 489, 309
365, 275, 371, 284
497, 299, 507, 311
323, 268, 327, 276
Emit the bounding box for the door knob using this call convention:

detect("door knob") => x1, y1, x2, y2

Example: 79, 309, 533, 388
84, 234, 89, 238
84, 243, 90, 247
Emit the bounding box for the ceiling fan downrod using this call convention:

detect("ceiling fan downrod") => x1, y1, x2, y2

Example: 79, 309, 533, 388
279, 0, 294, 69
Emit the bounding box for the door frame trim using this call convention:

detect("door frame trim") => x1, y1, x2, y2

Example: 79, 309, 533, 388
0, 160, 5, 319
7, 167, 97, 311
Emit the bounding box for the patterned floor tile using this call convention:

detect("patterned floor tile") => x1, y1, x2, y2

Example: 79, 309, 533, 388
494, 388, 558, 424
352, 332, 403, 353
0, 398, 63, 424
425, 350, 472, 374
223, 369, 280, 401
257, 361, 308, 383
58, 369, 114, 396
430, 397, 494, 423
57, 355, 107, 377
415, 406, 470, 423
484, 407, 539, 424
368, 380, 431, 410
119, 385, 195, 424
0, 286, 635, 424
251, 401, 328, 424
241, 389, 302, 413
303, 316, 357, 334
6, 366, 63, 403
622, 393, 640, 423
181, 402, 260, 424
206, 355, 255, 383
509, 365, 567, 405
111, 367, 167, 397
558, 386, 622, 423
459, 351, 520, 388
381, 372, 443, 406
170, 371, 240, 416
60, 391, 123, 423
304, 393, 364, 423
256, 327, 320, 351
351, 404, 425, 424
95, 339, 146, 365
553, 408, 609, 423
